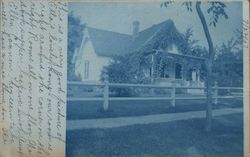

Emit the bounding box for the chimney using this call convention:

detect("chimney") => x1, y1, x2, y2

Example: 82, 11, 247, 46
132, 21, 140, 40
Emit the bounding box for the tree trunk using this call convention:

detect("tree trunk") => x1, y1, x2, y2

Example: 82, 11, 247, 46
196, 2, 215, 132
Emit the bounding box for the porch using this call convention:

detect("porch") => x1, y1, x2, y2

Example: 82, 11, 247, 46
148, 50, 206, 94
153, 78, 204, 94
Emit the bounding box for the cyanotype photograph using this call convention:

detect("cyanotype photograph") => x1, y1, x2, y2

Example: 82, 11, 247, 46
66, 1, 244, 157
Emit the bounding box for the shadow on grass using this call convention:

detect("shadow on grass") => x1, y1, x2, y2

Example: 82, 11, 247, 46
67, 99, 243, 120
66, 113, 243, 157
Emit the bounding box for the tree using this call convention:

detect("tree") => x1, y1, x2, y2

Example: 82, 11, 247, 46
182, 28, 198, 55
213, 32, 243, 87
101, 54, 151, 96
182, 27, 208, 58
68, 12, 85, 81
162, 1, 229, 132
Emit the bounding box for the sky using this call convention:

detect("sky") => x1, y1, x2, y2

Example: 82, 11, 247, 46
69, 1, 243, 48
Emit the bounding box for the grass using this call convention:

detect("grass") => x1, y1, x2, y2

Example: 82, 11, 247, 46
66, 113, 243, 157
67, 99, 242, 120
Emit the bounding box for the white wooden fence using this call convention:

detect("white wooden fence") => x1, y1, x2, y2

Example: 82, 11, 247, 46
67, 81, 243, 111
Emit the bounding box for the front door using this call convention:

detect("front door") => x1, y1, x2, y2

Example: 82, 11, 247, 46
175, 63, 182, 79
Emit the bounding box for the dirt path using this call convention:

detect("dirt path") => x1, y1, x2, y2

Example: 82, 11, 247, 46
67, 108, 242, 130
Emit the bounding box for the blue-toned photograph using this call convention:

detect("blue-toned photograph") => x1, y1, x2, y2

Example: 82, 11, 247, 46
66, 1, 244, 157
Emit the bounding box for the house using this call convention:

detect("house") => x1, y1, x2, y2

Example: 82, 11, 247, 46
71, 19, 205, 91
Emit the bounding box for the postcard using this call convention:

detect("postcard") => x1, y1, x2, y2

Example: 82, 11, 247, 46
0, 0, 249, 157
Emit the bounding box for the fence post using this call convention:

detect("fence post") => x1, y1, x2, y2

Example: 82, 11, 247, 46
214, 81, 218, 105
103, 78, 109, 111
171, 84, 176, 107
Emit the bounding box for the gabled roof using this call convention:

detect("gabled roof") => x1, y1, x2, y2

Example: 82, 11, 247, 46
128, 20, 174, 52
87, 27, 132, 57
86, 19, 187, 57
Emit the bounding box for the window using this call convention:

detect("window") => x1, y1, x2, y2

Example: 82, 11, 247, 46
84, 61, 89, 80
160, 64, 169, 78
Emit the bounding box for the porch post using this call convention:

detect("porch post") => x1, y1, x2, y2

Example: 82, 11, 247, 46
192, 69, 196, 82
151, 54, 154, 83
197, 69, 200, 82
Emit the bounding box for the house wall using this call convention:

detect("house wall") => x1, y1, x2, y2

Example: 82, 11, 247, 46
74, 29, 112, 82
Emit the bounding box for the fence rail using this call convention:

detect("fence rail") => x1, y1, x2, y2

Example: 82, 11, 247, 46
67, 81, 242, 90
67, 81, 243, 111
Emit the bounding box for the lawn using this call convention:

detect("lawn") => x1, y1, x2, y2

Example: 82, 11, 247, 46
67, 98, 242, 120
66, 113, 243, 157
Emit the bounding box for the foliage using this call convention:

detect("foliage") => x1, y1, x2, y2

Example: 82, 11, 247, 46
68, 12, 85, 81
207, 2, 228, 27
161, 1, 228, 27
112, 54, 150, 81
101, 55, 137, 83
182, 28, 207, 57
213, 34, 243, 87
183, 28, 198, 49
136, 20, 191, 56
101, 55, 151, 96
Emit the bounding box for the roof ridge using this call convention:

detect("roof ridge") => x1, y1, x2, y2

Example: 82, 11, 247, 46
86, 19, 173, 38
